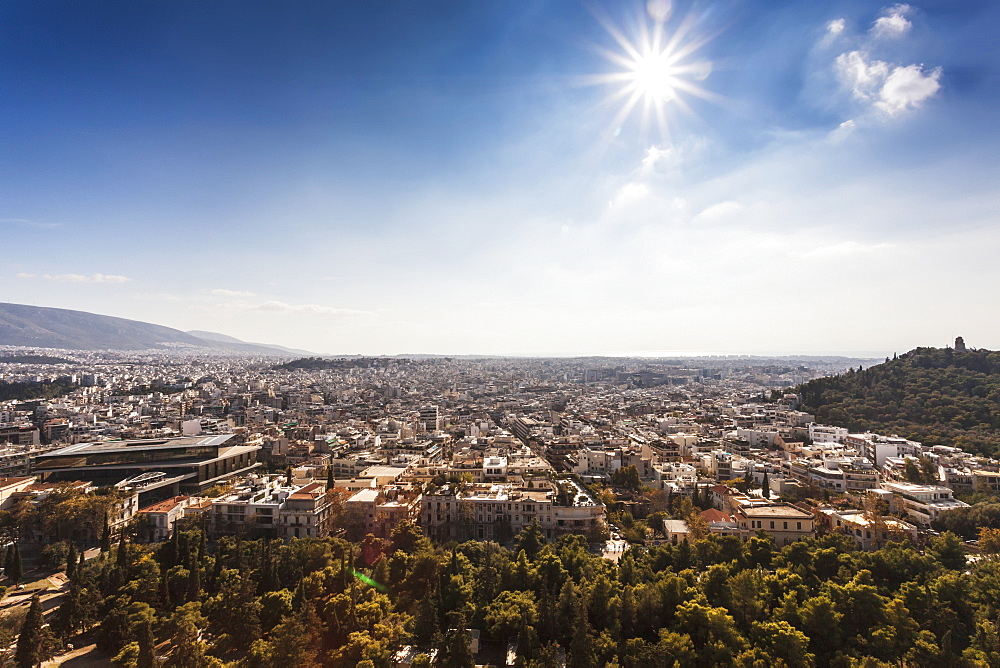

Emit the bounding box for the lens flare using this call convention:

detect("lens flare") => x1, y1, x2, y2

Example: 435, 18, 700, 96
351, 568, 386, 592
587, 7, 719, 142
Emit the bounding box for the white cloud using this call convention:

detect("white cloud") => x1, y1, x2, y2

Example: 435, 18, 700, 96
792, 240, 896, 259
871, 4, 912, 38
827, 19, 846, 36
218, 299, 371, 317
690, 201, 744, 226
609, 182, 650, 208
829, 119, 857, 142
835, 51, 941, 116
16, 272, 131, 284
641, 145, 673, 173
835, 50, 890, 101
209, 288, 256, 298
876, 64, 942, 115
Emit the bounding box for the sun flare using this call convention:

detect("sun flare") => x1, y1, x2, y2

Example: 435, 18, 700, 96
590, 5, 717, 141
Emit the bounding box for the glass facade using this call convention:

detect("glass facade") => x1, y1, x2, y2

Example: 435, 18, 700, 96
34, 445, 219, 470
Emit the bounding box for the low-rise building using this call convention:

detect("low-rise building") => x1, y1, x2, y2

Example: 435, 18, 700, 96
420, 479, 605, 542
880, 481, 970, 527
733, 504, 815, 546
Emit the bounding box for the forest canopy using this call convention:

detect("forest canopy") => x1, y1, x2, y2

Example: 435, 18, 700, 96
796, 346, 1000, 457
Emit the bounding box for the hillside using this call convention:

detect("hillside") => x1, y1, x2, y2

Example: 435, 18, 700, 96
796, 346, 1000, 456
0, 303, 293, 356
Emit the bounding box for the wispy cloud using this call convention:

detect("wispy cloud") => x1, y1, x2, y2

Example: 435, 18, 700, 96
16, 272, 131, 284
608, 182, 649, 208
216, 299, 372, 317
792, 241, 896, 259
209, 288, 256, 298
690, 201, 745, 226
1, 217, 61, 229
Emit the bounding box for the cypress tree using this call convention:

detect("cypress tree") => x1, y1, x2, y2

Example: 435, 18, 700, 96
66, 543, 78, 580
100, 515, 112, 553
7, 543, 23, 584
137, 618, 156, 668
116, 529, 128, 574
285, 466, 293, 486
761, 470, 770, 500
326, 465, 335, 491
15, 595, 53, 667
187, 549, 201, 603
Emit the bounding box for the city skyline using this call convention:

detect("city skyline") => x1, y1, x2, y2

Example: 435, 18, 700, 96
2, 1, 998, 356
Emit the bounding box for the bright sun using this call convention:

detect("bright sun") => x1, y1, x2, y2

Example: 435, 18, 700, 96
590, 5, 716, 141
630, 51, 680, 104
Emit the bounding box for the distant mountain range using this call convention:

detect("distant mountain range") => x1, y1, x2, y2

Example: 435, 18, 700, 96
0, 302, 306, 356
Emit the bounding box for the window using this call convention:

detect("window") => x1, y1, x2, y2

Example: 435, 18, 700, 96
770, 521, 774, 529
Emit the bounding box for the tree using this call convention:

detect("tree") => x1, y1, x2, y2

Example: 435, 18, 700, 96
516, 521, 545, 559
271, 601, 323, 667
6, 542, 23, 583
206, 569, 261, 655
101, 514, 112, 553
979, 526, 1000, 560
66, 542, 78, 580
612, 466, 641, 491
928, 531, 967, 570
15, 595, 56, 668
326, 465, 335, 491
137, 618, 156, 668
285, 466, 293, 486
485, 590, 537, 640
761, 471, 770, 500
439, 611, 474, 668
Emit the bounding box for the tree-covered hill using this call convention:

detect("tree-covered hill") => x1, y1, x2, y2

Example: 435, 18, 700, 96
796, 346, 1000, 456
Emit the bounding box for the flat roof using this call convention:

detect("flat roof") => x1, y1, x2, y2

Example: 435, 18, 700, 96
38, 434, 237, 458
348, 489, 379, 503
740, 504, 813, 519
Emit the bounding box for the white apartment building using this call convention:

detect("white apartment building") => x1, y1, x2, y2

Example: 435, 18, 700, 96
881, 481, 970, 527
809, 423, 848, 444
848, 433, 923, 468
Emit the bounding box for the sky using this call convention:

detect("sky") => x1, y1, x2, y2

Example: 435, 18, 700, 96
1, 0, 998, 357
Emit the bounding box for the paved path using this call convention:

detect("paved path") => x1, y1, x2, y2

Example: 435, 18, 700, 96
600, 539, 630, 563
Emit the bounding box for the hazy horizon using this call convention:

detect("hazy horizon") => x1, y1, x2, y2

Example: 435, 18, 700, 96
3, 1, 998, 356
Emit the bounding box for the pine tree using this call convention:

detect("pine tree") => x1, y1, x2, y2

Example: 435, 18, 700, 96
15, 595, 54, 667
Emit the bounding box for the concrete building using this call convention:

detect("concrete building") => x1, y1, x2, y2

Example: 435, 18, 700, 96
733, 504, 815, 546
33, 434, 261, 502
880, 481, 970, 527
420, 479, 605, 542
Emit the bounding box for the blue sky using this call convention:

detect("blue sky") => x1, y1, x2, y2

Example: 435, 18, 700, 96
2, 0, 997, 355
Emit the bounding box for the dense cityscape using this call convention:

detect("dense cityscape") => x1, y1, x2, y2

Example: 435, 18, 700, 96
4, 0, 999, 665
1, 345, 998, 665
